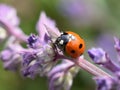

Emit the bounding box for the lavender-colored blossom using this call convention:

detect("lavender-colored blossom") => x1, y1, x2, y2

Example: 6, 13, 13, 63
36, 12, 60, 42
0, 4, 27, 70
88, 37, 120, 90
48, 60, 79, 90
0, 37, 24, 71
21, 36, 56, 78
94, 72, 120, 90
0, 4, 27, 42
21, 44, 56, 78
0, 4, 20, 26
27, 34, 41, 49
88, 48, 120, 73
21, 12, 61, 78
94, 77, 113, 90
88, 48, 106, 64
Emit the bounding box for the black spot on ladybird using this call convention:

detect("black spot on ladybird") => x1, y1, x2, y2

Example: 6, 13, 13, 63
71, 50, 75, 53
79, 44, 82, 49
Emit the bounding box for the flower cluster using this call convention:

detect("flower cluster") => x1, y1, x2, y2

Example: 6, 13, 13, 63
88, 37, 120, 90
0, 4, 80, 90
0, 4, 27, 42
0, 37, 24, 71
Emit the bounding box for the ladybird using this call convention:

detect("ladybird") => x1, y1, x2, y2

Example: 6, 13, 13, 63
55, 31, 85, 58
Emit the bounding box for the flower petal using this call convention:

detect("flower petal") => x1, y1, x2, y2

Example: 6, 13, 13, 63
0, 4, 20, 26
48, 60, 77, 90
88, 48, 120, 72
0, 37, 23, 71
88, 48, 106, 64
36, 12, 60, 42
94, 77, 113, 90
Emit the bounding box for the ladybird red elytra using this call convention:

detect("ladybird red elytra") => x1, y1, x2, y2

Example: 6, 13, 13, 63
55, 31, 85, 58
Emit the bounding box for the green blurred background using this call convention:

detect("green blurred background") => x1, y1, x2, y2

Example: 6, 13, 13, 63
0, 0, 120, 90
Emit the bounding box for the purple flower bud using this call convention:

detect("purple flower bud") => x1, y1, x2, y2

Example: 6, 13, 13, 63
27, 34, 40, 48
94, 72, 120, 90
0, 37, 23, 71
94, 77, 113, 90
22, 51, 36, 66
0, 4, 20, 26
0, 4, 27, 42
48, 60, 74, 78
88, 48, 120, 72
48, 60, 79, 90
21, 34, 57, 78
22, 60, 42, 78
36, 12, 60, 42
88, 48, 106, 64
115, 72, 120, 82
21, 44, 57, 78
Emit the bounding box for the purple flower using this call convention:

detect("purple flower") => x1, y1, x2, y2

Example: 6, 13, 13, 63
0, 37, 24, 71
88, 48, 106, 64
0, 4, 27, 42
88, 37, 120, 90
0, 4, 27, 70
0, 4, 20, 26
21, 40, 57, 78
48, 60, 79, 90
94, 77, 113, 90
27, 34, 40, 49
94, 72, 120, 90
21, 38, 56, 78
21, 12, 61, 78
36, 12, 60, 42
88, 48, 120, 72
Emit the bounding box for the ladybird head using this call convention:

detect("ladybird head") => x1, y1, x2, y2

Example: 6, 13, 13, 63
55, 32, 69, 51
